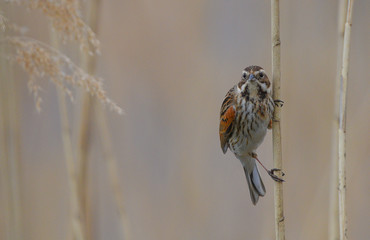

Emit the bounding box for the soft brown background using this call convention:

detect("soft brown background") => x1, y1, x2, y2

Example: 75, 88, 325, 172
1, 1, 370, 239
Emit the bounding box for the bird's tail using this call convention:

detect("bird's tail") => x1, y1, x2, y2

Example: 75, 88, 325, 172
244, 163, 266, 205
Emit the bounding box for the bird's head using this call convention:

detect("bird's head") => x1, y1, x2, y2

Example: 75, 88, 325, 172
241, 65, 271, 94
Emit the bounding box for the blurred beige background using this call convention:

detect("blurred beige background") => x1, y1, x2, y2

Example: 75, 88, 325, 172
1, 1, 369, 240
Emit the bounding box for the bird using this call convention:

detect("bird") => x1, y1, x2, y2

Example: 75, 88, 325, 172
219, 65, 283, 205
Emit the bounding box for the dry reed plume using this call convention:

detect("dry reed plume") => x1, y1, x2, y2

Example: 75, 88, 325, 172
6, 36, 122, 114
8, 0, 100, 54
2, 0, 121, 113
0, 14, 28, 34
0, 14, 7, 31
1, 1, 124, 239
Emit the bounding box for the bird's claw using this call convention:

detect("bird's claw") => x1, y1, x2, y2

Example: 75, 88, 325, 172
268, 168, 285, 182
274, 99, 284, 107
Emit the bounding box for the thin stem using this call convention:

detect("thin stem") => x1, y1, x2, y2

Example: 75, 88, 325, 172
96, 105, 132, 240
338, 1, 354, 240
0, 33, 23, 240
57, 88, 85, 240
329, 1, 347, 239
76, 93, 92, 240
50, 30, 85, 240
0, 40, 12, 240
75, 2, 131, 238
76, 1, 100, 239
271, 0, 285, 239
7, 57, 23, 240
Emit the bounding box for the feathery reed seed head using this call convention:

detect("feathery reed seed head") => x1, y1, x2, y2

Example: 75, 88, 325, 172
8, 0, 100, 54
8, 37, 122, 114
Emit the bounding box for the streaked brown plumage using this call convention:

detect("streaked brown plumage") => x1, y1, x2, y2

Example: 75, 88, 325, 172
219, 65, 275, 205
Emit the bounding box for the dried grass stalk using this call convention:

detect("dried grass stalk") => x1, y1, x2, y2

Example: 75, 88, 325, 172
57, 88, 85, 240
96, 105, 132, 240
76, 1, 101, 239
338, 1, 354, 240
75, 2, 131, 238
0, 36, 23, 240
0, 44, 12, 240
50, 31, 85, 240
329, 1, 348, 239
6, 62, 23, 240
271, 0, 286, 239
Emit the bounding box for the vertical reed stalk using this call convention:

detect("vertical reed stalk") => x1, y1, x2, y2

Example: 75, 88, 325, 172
271, 0, 285, 239
329, 1, 347, 239
57, 87, 85, 240
0, 36, 23, 240
7, 59, 23, 240
50, 31, 85, 240
338, 1, 354, 240
76, 1, 100, 238
75, 2, 131, 238
96, 106, 132, 240
0, 41, 12, 240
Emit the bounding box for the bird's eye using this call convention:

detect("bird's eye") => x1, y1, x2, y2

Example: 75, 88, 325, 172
242, 72, 248, 79
258, 72, 264, 78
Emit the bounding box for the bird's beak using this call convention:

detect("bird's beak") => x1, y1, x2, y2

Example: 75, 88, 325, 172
248, 74, 256, 81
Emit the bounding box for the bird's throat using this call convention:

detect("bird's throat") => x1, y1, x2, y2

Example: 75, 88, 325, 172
247, 83, 260, 99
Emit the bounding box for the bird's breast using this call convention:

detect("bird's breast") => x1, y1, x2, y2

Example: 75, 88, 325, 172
229, 98, 273, 155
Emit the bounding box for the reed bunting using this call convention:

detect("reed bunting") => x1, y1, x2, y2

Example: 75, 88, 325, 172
219, 65, 283, 205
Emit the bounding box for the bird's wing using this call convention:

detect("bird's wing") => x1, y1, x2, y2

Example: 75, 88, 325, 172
219, 87, 236, 154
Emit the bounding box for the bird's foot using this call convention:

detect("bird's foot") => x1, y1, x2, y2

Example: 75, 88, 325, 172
274, 99, 284, 107
268, 168, 285, 182
250, 152, 258, 158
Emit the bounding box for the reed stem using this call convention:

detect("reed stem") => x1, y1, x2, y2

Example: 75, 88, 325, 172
0, 34, 23, 240
338, 1, 354, 239
271, 0, 285, 239
76, 1, 100, 238
96, 106, 132, 240
50, 30, 85, 240
329, 1, 348, 239
0, 40, 12, 240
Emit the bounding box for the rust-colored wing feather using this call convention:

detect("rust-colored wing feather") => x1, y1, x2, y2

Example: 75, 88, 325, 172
219, 87, 236, 154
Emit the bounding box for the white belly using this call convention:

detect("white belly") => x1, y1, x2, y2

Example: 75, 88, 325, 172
246, 121, 268, 151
